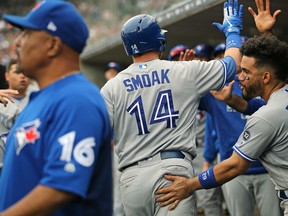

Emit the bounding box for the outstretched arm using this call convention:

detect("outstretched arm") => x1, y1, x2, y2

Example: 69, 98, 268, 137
178, 49, 195, 61
210, 80, 250, 112
213, 0, 243, 82
155, 152, 251, 210
248, 0, 281, 34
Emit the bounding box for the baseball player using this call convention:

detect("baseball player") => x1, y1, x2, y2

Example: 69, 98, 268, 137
193, 43, 214, 61
101, 0, 243, 215
168, 44, 224, 215
167, 44, 189, 61
156, 32, 288, 216
0, 1, 112, 215
0, 58, 31, 173
199, 40, 282, 216
155, 3, 288, 216
103, 61, 125, 216
105, 61, 122, 81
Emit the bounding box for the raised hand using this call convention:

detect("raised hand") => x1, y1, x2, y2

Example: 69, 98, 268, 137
213, 0, 244, 37
0, 89, 19, 106
179, 49, 195, 61
249, 0, 281, 34
210, 80, 234, 102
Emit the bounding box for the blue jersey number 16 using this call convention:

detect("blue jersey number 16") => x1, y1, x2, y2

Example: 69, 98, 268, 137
127, 90, 179, 135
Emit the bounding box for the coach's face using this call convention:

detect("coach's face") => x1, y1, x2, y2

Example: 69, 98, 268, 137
14, 29, 54, 79
238, 56, 264, 101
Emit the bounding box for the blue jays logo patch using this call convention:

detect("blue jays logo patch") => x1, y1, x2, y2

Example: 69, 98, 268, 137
243, 130, 250, 141
14, 119, 41, 155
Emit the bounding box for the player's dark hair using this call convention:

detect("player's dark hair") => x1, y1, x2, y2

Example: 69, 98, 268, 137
240, 34, 288, 82
6, 58, 18, 73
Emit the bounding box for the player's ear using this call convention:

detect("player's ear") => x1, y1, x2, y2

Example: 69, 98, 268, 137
47, 36, 62, 57
262, 71, 271, 84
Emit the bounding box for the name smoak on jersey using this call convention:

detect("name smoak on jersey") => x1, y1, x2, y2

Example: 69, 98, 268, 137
123, 69, 170, 92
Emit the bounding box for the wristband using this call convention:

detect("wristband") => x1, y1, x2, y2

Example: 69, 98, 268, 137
226, 33, 242, 49
198, 166, 220, 189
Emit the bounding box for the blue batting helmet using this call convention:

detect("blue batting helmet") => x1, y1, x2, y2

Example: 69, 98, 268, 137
121, 14, 167, 56
168, 45, 189, 61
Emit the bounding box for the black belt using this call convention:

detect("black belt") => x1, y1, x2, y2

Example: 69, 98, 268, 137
279, 190, 288, 200
121, 150, 185, 172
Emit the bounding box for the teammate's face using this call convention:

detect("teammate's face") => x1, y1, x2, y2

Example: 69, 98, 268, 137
14, 29, 54, 79
105, 69, 118, 81
238, 56, 264, 101
5, 63, 30, 93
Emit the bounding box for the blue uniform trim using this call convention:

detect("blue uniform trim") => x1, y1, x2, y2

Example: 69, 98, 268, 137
203, 113, 219, 163
233, 146, 257, 162
226, 33, 242, 49
243, 98, 266, 115
198, 166, 220, 189
219, 56, 236, 90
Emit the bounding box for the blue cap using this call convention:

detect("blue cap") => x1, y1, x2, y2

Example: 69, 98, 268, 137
241, 36, 249, 44
214, 42, 226, 53
3, 0, 89, 53
106, 62, 121, 72
194, 43, 213, 58
168, 45, 188, 61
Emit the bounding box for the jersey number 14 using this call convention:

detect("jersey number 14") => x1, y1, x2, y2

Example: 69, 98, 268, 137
127, 90, 179, 135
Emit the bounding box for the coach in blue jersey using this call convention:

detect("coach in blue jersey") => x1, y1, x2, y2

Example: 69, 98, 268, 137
0, 1, 112, 216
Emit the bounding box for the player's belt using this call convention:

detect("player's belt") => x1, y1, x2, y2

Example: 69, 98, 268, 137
278, 190, 288, 200
121, 150, 185, 172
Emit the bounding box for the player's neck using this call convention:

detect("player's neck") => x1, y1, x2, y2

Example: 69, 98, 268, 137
133, 51, 160, 63
263, 81, 285, 102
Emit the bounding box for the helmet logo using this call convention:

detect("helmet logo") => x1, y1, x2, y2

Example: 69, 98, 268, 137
131, 44, 139, 54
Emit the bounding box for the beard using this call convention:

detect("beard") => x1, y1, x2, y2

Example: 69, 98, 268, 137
242, 80, 262, 101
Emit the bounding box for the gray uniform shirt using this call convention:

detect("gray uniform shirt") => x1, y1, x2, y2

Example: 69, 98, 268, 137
0, 96, 29, 168
101, 58, 230, 170
233, 84, 288, 191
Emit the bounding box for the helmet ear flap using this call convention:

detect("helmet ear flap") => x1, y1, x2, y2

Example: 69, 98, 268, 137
121, 14, 167, 56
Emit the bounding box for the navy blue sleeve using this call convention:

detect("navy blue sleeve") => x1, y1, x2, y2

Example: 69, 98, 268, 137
243, 97, 266, 115
203, 113, 219, 163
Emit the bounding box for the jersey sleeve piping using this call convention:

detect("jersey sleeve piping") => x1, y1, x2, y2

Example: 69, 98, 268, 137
233, 146, 257, 162
217, 59, 227, 90
218, 56, 236, 90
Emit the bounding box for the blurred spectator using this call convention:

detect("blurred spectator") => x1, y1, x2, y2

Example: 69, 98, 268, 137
193, 43, 214, 61
167, 44, 189, 61
105, 61, 122, 81
0, 58, 31, 173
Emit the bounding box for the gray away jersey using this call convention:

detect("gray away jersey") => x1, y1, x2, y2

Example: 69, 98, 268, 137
0, 97, 29, 136
233, 85, 288, 190
0, 96, 29, 168
101, 59, 229, 170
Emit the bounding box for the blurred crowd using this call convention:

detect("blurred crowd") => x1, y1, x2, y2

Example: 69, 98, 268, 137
0, 0, 176, 66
